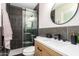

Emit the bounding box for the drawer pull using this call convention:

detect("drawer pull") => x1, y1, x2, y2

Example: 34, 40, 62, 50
37, 47, 42, 51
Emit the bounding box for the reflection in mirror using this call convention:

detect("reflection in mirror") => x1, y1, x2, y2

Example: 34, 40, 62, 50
51, 3, 78, 25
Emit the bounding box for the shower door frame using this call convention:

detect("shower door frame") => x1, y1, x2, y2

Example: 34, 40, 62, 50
22, 8, 39, 48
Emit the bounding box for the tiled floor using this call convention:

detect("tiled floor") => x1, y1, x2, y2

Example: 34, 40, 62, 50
9, 48, 24, 56
0, 48, 9, 56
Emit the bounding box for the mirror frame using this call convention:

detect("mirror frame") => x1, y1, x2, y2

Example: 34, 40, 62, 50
50, 3, 79, 25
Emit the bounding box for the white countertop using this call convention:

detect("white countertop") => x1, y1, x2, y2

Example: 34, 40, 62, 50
35, 36, 79, 56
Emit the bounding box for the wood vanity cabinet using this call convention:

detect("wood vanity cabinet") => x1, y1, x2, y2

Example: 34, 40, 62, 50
35, 41, 62, 56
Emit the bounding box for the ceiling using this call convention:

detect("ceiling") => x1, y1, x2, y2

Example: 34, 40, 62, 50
10, 3, 38, 9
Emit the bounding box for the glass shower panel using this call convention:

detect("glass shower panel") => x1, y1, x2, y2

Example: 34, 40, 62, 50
23, 8, 37, 47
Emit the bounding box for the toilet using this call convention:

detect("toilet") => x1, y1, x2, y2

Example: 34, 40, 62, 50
23, 46, 35, 56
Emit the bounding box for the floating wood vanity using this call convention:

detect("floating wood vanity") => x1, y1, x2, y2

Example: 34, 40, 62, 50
35, 41, 62, 56
35, 36, 79, 56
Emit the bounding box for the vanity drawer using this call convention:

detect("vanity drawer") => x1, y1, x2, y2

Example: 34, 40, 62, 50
35, 41, 62, 56
35, 42, 50, 56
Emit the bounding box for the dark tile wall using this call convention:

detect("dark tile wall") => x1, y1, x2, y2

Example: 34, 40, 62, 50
67, 26, 79, 41
0, 27, 2, 47
0, 27, 2, 55
38, 26, 79, 41
7, 4, 22, 49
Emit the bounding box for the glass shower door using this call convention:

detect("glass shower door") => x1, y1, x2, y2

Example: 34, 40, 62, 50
23, 8, 37, 47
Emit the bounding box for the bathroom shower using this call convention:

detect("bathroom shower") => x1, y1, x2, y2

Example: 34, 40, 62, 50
1, 3, 38, 56
22, 8, 38, 47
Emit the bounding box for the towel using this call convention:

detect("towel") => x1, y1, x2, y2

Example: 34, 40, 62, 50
4, 40, 11, 49
0, 3, 1, 27
1, 3, 13, 49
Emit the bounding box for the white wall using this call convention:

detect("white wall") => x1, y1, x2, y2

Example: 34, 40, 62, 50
39, 3, 79, 28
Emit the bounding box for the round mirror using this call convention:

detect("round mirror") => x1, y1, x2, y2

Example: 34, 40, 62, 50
50, 3, 78, 25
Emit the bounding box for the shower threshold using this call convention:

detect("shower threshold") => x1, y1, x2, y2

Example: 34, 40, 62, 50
23, 41, 33, 44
